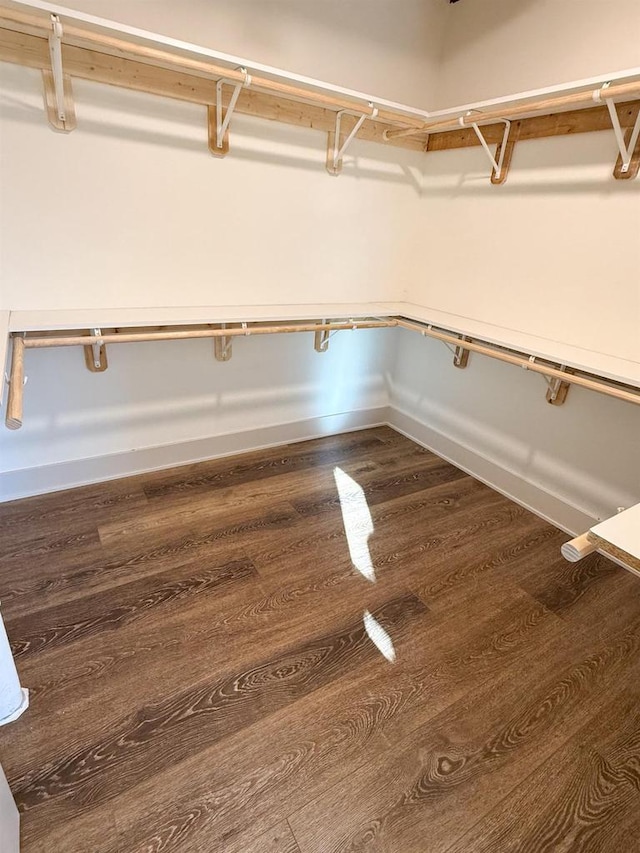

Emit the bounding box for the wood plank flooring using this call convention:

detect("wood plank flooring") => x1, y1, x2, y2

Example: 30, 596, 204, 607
0, 426, 639, 852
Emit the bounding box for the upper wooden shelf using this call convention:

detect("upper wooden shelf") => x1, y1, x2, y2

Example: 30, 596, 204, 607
1, 0, 640, 180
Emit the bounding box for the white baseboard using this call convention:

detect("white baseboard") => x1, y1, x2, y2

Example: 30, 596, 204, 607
387, 407, 597, 536
0, 407, 391, 502
0, 403, 598, 539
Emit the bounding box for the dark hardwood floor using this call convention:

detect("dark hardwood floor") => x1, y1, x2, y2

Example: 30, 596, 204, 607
1, 426, 639, 852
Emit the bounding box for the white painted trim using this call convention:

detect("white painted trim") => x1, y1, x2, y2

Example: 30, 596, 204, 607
0, 407, 391, 502
0, 763, 19, 853
5, 401, 632, 573
1, 401, 595, 541
387, 406, 597, 536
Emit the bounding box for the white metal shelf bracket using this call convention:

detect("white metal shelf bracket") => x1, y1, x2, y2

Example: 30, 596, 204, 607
209, 67, 251, 157
523, 356, 571, 405
84, 328, 108, 372
314, 318, 363, 350
213, 323, 233, 361
43, 14, 76, 132
544, 366, 571, 406
440, 336, 471, 368
314, 321, 331, 353
48, 15, 65, 122
327, 103, 378, 176
594, 82, 640, 175
461, 113, 512, 182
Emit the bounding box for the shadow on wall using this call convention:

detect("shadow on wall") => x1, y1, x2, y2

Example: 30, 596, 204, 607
421, 131, 640, 197
0, 330, 392, 470
391, 329, 640, 519
0, 64, 425, 193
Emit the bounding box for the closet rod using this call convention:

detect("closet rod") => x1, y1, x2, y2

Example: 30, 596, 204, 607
5, 335, 24, 430
4, 319, 395, 430
6, 316, 638, 431
385, 79, 640, 140
19, 319, 395, 348
396, 319, 640, 406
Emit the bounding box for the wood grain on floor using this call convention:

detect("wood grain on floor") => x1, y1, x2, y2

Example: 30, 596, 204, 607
0, 426, 637, 853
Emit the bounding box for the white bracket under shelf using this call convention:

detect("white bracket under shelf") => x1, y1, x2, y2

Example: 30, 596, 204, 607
209, 67, 251, 157
461, 112, 512, 182
544, 371, 571, 405
43, 14, 76, 132
595, 82, 640, 175
523, 356, 571, 405
440, 335, 470, 368
213, 323, 233, 361
84, 327, 108, 372
314, 322, 331, 353
327, 103, 378, 176
48, 14, 65, 123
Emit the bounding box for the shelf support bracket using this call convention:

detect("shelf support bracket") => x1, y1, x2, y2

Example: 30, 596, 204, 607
453, 336, 471, 369
327, 104, 378, 176
314, 321, 330, 353
527, 359, 572, 405
595, 84, 640, 177
43, 14, 76, 132
214, 324, 233, 361
462, 113, 513, 183
84, 328, 108, 372
208, 67, 251, 158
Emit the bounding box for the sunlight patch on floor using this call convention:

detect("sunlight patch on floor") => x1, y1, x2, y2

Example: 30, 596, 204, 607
333, 466, 376, 582
363, 610, 396, 662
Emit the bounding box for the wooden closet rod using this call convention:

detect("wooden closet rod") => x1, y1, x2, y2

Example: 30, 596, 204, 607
396, 319, 640, 406
20, 319, 395, 348
5, 335, 24, 430
385, 79, 640, 140
5, 316, 638, 431
4, 319, 394, 429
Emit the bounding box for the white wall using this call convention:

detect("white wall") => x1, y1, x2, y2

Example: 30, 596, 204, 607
411, 0, 640, 364
411, 134, 640, 365
390, 329, 640, 526
437, 0, 640, 107
395, 0, 640, 529
0, 0, 440, 492
1, 328, 393, 496
53, 0, 445, 108
0, 64, 427, 311
0, 0, 638, 529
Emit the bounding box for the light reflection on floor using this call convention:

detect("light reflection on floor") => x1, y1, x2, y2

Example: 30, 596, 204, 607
363, 610, 396, 662
333, 466, 376, 583
334, 466, 398, 662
